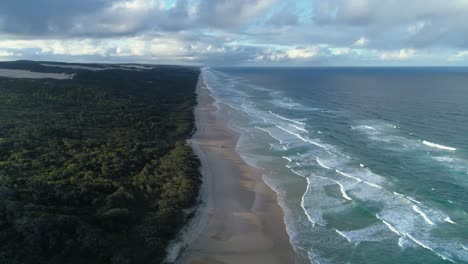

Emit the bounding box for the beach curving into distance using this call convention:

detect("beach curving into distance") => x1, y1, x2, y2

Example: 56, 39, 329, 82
178, 77, 299, 264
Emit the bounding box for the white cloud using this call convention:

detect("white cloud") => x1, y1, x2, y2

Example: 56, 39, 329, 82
199, 0, 278, 28
407, 21, 427, 34
448, 50, 468, 61
353, 37, 369, 46
0, 50, 14, 57
379, 49, 415, 60
255, 46, 320, 62
330, 47, 351, 55
286, 47, 319, 59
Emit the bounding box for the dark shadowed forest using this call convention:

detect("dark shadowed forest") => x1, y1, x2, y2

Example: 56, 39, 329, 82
0, 61, 201, 264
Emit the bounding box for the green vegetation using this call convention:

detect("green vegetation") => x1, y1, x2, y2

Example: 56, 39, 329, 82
0, 61, 201, 264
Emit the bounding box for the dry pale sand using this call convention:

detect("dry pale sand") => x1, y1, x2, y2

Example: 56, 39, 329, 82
180, 85, 298, 264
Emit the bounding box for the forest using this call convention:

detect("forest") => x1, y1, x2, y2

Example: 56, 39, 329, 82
0, 61, 201, 264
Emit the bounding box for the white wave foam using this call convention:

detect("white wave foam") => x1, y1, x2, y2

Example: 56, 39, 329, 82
443, 217, 456, 224
316, 157, 332, 170
275, 125, 328, 149
301, 177, 316, 227
362, 125, 377, 130
398, 237, 406, 247
406, 196, 422, 204
405, 233, 454, 262
255, 126, 283, 144
393, 192, 422, 205
433, 156, 468, 174
335, 229, 352, 242
423, 140, 456, 151
282, 156, 292, 163
269, 111, 305, 125
289, 123, 308, 132
204, 69, 465, 262
335, 182, 353, 201
291, 169, 306, 177
434, 156, 456, 163
376, 214, 402, 237
412, 205, 435, 225
310, 174, 352, 201
336, 169, 362, 182
336, 169, 383, 189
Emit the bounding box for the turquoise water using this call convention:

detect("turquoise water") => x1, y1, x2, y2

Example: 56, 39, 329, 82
201, 67, 468, 264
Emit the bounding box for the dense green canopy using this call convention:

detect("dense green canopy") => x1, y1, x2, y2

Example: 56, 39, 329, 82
0, 61, 201, 264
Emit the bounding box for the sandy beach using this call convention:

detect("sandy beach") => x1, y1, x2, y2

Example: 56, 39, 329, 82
180, 83, 297, 264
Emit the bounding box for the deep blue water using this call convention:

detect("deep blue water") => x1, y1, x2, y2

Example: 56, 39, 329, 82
201, 67, 468, 264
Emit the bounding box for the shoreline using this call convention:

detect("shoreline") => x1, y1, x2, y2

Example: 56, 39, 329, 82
178, 77, 298, 263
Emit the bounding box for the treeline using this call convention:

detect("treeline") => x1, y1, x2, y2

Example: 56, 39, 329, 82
0, 61, 201, 264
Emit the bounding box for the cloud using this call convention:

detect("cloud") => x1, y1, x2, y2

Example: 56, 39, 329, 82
0, 0, 111, 36
0, 0, 466, 65
353, 37, 369, 46
0, 50, 15, 57
379, 49, 416, 60
266, 2, 299, 27
448, 50, 468, 61
254, 46, 320, 63
407, 21, 427, 34
198, 0, 278, 28
312, 0, 468, 49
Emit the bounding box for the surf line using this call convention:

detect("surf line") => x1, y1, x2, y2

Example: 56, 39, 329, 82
309, 174, 352, 201
422, 140, 456, 151
412, 205, 435, 226
376, 214, 454, 263
335, 169, 383, 190
275, 125, 328, 149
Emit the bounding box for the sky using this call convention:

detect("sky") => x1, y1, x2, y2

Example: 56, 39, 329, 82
0, 0, 468, 66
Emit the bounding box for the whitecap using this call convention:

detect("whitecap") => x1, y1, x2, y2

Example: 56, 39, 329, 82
310, 174, 352, 201
336, 169, 363, 182
316, 157, 332, 170
376, 214, 402, 237
422, 140, 456, 151
405, 233, 454, 262
289, 123, 308, 132
443, 217, 456, 224
335, 169, 383, 189
275, 125, 328, 149
406, 196, 422, 205
335, 229, 352, 243
412, 205, 435, 225
255, 126, 283, 144
269, 111, 305, 125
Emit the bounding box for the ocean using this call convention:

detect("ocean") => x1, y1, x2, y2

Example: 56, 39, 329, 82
200, 67, 468, 264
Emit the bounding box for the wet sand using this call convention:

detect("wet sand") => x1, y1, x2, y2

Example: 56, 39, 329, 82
180, 84, 297, 264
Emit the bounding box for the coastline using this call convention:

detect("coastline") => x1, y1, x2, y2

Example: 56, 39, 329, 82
178, 77, 298, 263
